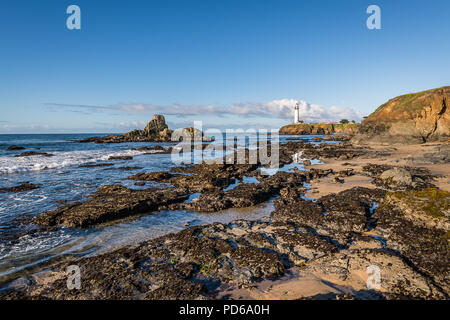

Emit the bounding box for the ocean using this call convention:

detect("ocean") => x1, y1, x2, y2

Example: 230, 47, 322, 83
0, 133, 330, 284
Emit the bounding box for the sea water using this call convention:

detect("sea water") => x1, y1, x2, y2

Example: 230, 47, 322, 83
0, 133, 335, 283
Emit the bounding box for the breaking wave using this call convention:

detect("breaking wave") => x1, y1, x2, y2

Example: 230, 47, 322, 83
0, 149, 150, 174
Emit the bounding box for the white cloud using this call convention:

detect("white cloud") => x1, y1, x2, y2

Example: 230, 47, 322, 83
46, 99, 363, 123
0, 124, 51, 131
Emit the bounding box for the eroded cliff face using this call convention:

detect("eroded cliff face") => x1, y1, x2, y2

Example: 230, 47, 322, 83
354, 87, 450, 144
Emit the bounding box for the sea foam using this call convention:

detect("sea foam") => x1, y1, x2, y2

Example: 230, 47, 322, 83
0, 149, 150, 174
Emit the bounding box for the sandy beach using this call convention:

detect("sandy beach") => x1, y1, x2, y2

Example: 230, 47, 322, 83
304, 142, 450, 199
213, 141, 450, 300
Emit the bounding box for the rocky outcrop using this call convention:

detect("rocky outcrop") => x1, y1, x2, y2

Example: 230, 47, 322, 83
108, 155, 133, 160
279, 123, 359, 135
127, 171, 174, 182
123, 114, 171, 142
353, 86, 450, 144
77, 115, 173, 143
33, 185, 190, 228
182, 171, 306, 213
382, 188, 449, 230
14, 151, 53, 157
0, 182, 39, 193
79, 163, 114, 168
379, 167, 413, 187
172, 127, 213, 142
77, 114, 212, 143
6, 145, 25, 151
362, 164, 435, 191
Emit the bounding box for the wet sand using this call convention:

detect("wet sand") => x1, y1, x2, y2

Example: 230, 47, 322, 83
304, 142, 450, 200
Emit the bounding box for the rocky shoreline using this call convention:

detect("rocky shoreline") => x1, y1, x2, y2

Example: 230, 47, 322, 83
1, 134, 448, 300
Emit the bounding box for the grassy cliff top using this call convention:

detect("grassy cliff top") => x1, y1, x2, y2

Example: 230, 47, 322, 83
281, 123, 359, 129
370, 86, 450, 119
279, 123, 360, 135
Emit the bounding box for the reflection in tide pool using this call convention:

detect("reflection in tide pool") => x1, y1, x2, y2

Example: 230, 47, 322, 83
259, 151, 323, 176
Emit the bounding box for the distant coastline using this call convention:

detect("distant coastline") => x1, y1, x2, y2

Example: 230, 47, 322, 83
279, 122, 360, 135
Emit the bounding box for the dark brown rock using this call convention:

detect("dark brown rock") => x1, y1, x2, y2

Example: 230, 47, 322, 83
6, 145, 25, 151
108, 155, 133, 160
127, 171, 173, 182
79, 163, 114, 168
33, 185, 190, 228
0, 182, 39, 193
14, 151, 53, 157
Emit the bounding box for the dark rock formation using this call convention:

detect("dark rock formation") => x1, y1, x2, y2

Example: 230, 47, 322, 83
6, 145, 25, 151
79, 163, 114, 168
171, 127, 213, 142
362, 164, 435, 191
124, 114, 170, 142
75, 115, 171, 143
374, 189, 449, 288
170, 162, 259, 192
378, 167, 413, 186
132, 145, 165, 151
301, 141, 365, 160
76, 114, 212, 144
14, 151, 53, 157
33, 185, 190, 228
272, 187, 386, 245
127, 171, 173, 182
0, 182, 39, 193
108, 155, 133, 160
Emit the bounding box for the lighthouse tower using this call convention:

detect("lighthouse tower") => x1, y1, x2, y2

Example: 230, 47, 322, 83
294, 102, 300, 124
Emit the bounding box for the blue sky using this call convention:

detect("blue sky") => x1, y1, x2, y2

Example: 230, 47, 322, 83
0, 0, 449, 133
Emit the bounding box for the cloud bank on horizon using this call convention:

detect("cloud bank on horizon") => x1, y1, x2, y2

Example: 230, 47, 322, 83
118, 99, 362, 122
45, 98, 362, 125
1, 99, 363, 133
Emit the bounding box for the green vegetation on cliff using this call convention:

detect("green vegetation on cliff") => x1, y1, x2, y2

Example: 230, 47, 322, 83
354, 86, 450, 144
371, 86, 449, 118
279, 123, 360, 135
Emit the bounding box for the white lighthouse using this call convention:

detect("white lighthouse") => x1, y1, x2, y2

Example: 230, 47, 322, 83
294, 102, 300, 124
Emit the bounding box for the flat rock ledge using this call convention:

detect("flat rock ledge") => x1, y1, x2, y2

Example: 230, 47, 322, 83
33, 185, 190, 228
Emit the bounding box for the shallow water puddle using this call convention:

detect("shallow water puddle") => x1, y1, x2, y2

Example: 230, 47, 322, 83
223, 176, 260, 192
259, 151, 322, 176
184, 192, 201, 203
369, 201, 379, 215
369, 235, 387, 246
223, 179, 239, 191
301, 182, 318, 203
